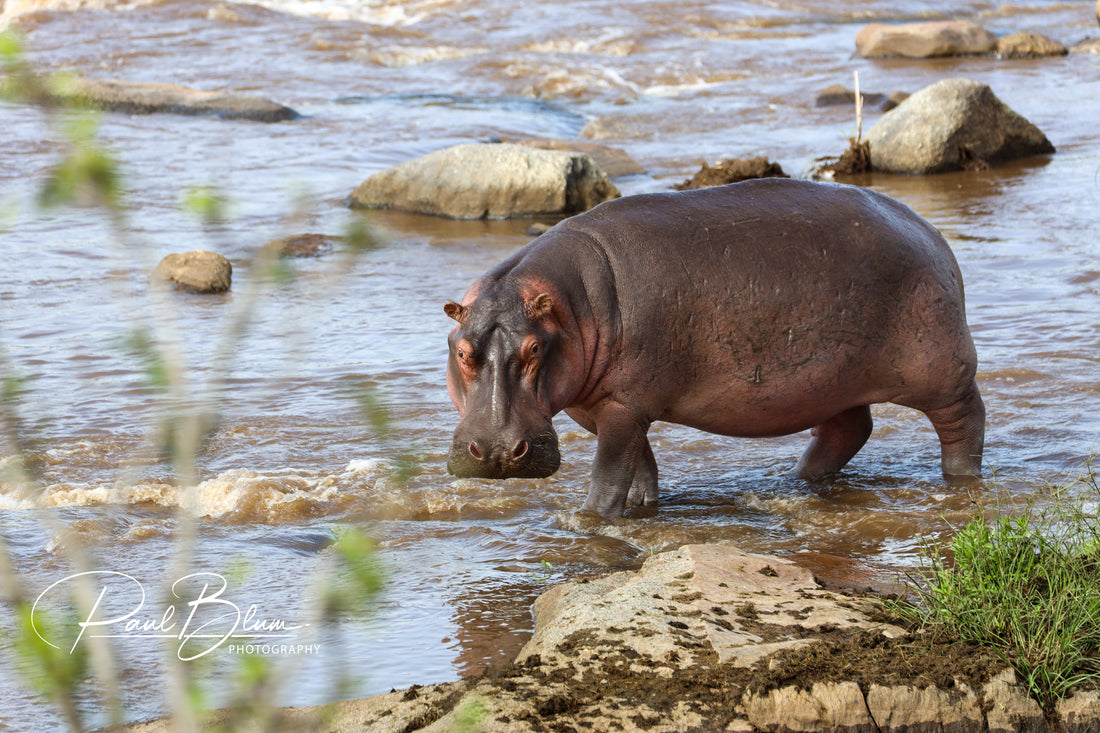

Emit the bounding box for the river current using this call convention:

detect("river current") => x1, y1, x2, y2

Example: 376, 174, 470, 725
1, 0, 1098, 728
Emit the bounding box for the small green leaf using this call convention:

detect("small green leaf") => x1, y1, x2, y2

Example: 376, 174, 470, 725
324, 528, 384, 618
38, 141, 122, 211
0, 29, 24, 60
347, 380, 391, 438
343, 217, 381, 253
7, 602, 88, 701
122, 327, 168, 391
182, 186, 230, 225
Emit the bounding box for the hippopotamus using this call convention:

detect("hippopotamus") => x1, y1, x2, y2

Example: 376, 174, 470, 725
443, 178, 985, 519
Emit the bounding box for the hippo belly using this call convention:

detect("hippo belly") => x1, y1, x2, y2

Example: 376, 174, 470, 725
444, 178, 985, 519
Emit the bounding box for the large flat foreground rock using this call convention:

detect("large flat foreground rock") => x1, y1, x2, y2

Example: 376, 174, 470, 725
117, 544, 1100, 732
347, 142, 620, 219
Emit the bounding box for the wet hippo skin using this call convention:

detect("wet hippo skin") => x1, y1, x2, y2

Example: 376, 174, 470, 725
444, 179, 985, 519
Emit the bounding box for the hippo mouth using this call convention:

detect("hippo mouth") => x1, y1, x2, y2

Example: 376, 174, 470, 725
447, 429, 561, 480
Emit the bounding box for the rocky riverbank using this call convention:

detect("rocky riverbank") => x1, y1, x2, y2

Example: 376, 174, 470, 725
119, 544, 1100, 732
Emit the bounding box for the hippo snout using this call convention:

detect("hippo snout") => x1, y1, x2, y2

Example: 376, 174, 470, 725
447, 428, 560, 479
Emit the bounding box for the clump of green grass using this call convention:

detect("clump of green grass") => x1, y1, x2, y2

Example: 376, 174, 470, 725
893, 464, 1100, 712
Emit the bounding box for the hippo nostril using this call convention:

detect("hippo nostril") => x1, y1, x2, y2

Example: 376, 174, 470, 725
513, 440, 529, 460
468, 442, 483, 460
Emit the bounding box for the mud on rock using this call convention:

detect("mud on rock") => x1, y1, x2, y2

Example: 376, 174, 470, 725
673, 156, 789, 190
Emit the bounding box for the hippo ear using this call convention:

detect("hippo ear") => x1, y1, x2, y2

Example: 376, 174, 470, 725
444, 301, 468, 324
525, 293, 554, 320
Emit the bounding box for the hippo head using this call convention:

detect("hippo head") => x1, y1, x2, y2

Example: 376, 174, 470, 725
443, 283, 562, 480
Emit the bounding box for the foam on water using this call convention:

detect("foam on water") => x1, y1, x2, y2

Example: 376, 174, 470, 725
0, 457, 559, 522
0, 459, 391, 519
365, 44, 489, 68
0, 0, 464, 27
225, 0, 462, 25
0, 0, 149, 26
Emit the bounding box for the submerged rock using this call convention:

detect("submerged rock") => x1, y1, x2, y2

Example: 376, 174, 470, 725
855, 20, 997, 58
815, 84, 909, 112
151, 250, 232, 293
815, 83, 886, 109
996, 31, 1068, 58
261, 233, 342, 258
58, 78, 299, 122
1070, 38, 1100, 54
865, 78, 1054, 174
347, 142, 619, 219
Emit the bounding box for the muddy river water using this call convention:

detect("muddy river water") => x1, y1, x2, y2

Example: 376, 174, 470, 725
0, 0, 1098, 728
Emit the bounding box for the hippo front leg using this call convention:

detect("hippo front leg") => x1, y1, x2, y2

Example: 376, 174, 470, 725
581, 402, 652, 519
626, 438, 658, 508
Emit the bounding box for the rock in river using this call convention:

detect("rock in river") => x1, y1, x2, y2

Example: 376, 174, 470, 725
261, 233, 342, 258
866, 78, 1054, 175
59, 78, 299, 122
814, 84, 908, 112
347, 142, 620, 219
505, 138, 645, 178
151, 250, 232, 293
855, 20, 997, 58
815, 83, 886, 108
1071, 38, 1100, 53
996, 31, 1068, 59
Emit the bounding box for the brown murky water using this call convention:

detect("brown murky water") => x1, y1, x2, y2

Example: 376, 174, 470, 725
1, 0, 1098, 728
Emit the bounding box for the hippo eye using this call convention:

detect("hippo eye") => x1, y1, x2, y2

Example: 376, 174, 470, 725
524, 340, 544, 363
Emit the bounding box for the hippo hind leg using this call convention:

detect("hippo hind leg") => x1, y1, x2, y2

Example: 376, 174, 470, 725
921, 378, 985, 479
626, 438, 658, 507
795, 405, 873, 478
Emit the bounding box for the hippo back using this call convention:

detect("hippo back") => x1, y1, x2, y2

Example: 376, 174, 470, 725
528, 179, 974, 435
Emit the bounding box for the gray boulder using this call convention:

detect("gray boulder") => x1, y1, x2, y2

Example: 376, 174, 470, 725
866, 78, 1054, 175
62, 78, 298, 122
347, 142, 619, 219
151, 250, 232, 293
504, 138, 645, 178
856, 21, 997, 58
